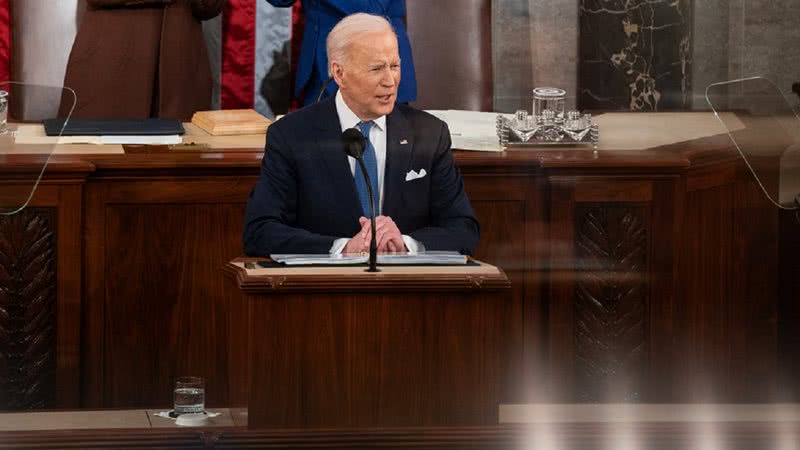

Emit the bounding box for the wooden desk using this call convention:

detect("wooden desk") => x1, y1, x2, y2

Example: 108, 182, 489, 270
0, 408, 244, 431
225, 259, 517, 428
1, 405, 797, 449
0, 112, 797, 411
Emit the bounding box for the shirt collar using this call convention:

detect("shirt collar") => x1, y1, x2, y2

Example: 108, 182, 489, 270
335, 90, 386, 133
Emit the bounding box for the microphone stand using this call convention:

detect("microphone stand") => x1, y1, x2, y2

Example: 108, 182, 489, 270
342, 127, 379, 272
355, 158, 379, 272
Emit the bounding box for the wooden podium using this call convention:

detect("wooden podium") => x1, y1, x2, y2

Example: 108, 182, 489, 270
224, 259, 520, 429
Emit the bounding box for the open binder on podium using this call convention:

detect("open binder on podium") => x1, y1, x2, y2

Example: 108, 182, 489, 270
706, 76, 800, 210
269, 251, 469, 266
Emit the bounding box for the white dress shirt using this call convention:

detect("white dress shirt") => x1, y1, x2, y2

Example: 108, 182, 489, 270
329, 91, 422, 254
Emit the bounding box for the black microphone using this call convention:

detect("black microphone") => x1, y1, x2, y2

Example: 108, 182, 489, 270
342, 127, 379, 272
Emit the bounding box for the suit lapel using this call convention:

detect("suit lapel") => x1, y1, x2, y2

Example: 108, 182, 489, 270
383, 107, 414, 217
313, 98, 362, 220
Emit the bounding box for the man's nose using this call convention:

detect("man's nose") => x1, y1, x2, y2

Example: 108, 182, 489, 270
380, 69, 397, 87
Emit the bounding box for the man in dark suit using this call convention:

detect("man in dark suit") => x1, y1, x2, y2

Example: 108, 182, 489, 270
243, 13, 478, 256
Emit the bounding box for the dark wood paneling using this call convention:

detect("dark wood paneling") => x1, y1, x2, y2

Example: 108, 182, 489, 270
779, 209, 800, 400
728, 178, 779, 400
677, 184, 733, 400
678, 170, 780, 401
81, 175, 257, 408
46, 184, 84, 409
101, 203, 245, 407
1, 136, 791, 409
247, 289, 520, 428
224, 285, 250, 408
3, 421, 800, 449
647, 178, 681, 402
471, 198, 526, 271
548, 178, 577, 401
0, 426, 527, 449
82, 183, 108, 408
464, 174, 547, 402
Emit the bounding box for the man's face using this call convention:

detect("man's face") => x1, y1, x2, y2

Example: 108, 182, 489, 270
333, 31, 401, 121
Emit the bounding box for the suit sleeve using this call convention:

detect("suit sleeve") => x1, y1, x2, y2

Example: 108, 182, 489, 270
243, 124, 341, 256
407, 122, 480, 255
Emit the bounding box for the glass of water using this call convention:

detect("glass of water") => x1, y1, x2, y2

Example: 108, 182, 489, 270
173, 376, 205, 415
0, 90, 8, 135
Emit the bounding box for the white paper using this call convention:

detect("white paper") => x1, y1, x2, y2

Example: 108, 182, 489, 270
426, 109, 508, 152
14, 124, 182, 146
14, 124, 101, 144
427, 110, 501, 137
451, 134, 504, 152
99, 135, 182, 145
270, 251, 467, 265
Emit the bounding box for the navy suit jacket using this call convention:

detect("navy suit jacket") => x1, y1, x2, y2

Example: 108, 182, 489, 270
243, 97, 479, 256
266, 0, 417, 104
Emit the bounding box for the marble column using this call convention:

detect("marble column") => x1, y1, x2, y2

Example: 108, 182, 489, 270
578, 0, 693, 111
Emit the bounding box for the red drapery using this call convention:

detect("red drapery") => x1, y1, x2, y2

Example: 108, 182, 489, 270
221, 0, 256, 109
290, 1, 304, 110
0, 1, 303, 107
0, 0, 10, 83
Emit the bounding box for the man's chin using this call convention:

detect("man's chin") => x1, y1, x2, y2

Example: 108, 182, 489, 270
373, 101, 396, 116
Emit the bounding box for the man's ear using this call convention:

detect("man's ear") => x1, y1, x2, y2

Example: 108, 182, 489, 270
331, 62, 345, 87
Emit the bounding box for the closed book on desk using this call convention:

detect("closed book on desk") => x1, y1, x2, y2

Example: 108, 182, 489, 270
191, 109, 271, 136
43, 118, 185, 136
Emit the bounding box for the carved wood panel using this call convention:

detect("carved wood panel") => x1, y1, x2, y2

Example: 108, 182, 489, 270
0, 208, 57, 409
573, 205, 648, 401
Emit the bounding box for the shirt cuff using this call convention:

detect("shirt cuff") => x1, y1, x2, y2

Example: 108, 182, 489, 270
329, 237, 350, 255
402, 235, 425, 254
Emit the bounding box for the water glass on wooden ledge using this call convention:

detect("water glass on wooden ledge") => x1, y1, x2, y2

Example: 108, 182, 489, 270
174, 376, 205, 415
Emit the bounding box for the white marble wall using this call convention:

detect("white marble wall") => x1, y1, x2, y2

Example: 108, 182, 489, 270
737, 0, 800, 96
691, 0, 730, 108
496, 0, 800, 112
693, 0, 800, 109
11, 0, 82, 119
492, 0, 578, 113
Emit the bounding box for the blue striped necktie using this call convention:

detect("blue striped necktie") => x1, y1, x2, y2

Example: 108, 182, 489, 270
354, 121, 379, 216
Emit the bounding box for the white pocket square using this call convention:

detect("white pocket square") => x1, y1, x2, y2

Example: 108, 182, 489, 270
405, 169, 427, 182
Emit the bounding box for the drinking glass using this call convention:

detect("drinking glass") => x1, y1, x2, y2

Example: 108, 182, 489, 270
173, 376, 205, 415
532, 87, 566, 121
0, 90, 8, 135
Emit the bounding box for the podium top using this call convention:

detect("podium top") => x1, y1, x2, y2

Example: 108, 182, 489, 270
225, 258, 510, 294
